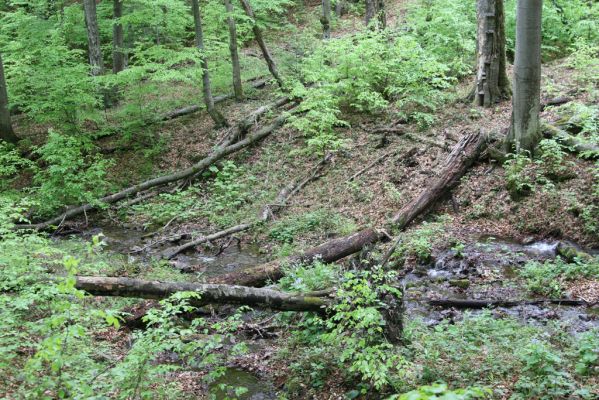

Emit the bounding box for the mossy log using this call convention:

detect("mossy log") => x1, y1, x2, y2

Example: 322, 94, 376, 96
75, 276, 330, 313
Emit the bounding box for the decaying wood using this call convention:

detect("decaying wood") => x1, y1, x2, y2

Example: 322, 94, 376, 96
208, 228, 385, 286
161, 223, 253, 259
161, 154, 332, 259
210, 131, 487, 287
347, 151, 392, 182
17, 109, 295, 231
160, 79, 267, 121
392, 130, 486, 226
427, 298, 594, 308
540, 96, 571, 111
75, 276, 330, 312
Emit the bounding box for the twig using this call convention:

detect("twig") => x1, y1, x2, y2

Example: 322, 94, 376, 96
347, 151, 392, 182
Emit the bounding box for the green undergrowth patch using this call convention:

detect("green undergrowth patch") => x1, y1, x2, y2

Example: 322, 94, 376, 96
392, 215, 450, 264
278, 260, 341, 293
518, 256, 599, 297
405, 312, 599, 399
126, 160, 260, 229
268, 209, 357, 245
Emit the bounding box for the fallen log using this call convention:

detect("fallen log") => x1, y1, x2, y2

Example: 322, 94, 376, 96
160, 79, 268, 121
540, 96, 571, 111
160, 154, 332, 259
426, 298, 594, 308
17, 109, 295, 231
209, 130, 487, 287
392, 130, 486, 225
208, 228, 385, 286
161, 223, 253, 260
75, 276, 330, 312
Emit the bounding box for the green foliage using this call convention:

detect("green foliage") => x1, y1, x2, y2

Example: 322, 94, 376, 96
512, 341, 578, 399
504, 152, 535, 198
574, 331, 599, 376
290, 27, 455, 153
395, 217, 448, 263
0, 141, 33, 190
268, 210, 356, 244
518, 257, 599, 297
389, 383, 490, 400
32, 130, 114, 217
279, 260, 340, 293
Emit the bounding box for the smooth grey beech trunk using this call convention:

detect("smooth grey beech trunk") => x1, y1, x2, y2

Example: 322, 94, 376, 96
191, 0, 228, 128
0, 52, 18, 143
112, 0, 125, 74
83, 0, 104, 76
224, 0, 243, 100
321, 0, 332, 39
474, 0, 510, 107
239, 0, 284, 89
365, 0, 386, 29
507, 0, 543, 153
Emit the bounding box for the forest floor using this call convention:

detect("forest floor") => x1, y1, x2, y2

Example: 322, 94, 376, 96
4, 1, 598, 399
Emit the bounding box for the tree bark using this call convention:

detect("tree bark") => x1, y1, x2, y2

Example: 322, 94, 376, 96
112, 0, 125, 74
16, 109, 294, 231
224, 0, 243, 100
505, 0, 543, 153
83, 0, 104, 76
473, 0, 510, 107
191, 0, 229, 128
238, 0, 284, 89
321, 0, 332, 39
75, 276, 330, 312
211, 130, 487, 287
365, 0, 386, 29
0, 52, 18, 144
391, 130, 486, 226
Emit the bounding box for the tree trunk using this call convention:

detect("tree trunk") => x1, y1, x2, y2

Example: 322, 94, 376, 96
112, 0, 125, 74
224, 0, 243, 100
210, 130, 487, 287
473, 0, 510, 107
365, 0, 386, 29
0, 52, 18, 144
75, 276, 330, 313
83, 0, 104, 76
505, 0, 543, 153
238, 0, 284, 89
335, 0, 346, 17
321, 0, 332, 39
16, 108, 294, 231
191, 0, 229, 128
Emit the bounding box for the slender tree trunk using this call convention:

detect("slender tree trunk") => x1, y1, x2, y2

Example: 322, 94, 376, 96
506, 0, 543, 153
335, 0, 346, 17
239, 0, 284, 89
321, 0, 332, 39
191, 0, 228, 128
0, 53, 18, 144
365, 0, 385, 29
224, 0, 243, 100
473, 0, 510, 107
112, 0, 125, 74
83, 0, 104, 76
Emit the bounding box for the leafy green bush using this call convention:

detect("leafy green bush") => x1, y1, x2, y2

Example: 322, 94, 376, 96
395, 217, 448, 263
32, 130, 114, 217
268, 210, 356, 244
518, 257, 599, 297
279, 260, 340, 293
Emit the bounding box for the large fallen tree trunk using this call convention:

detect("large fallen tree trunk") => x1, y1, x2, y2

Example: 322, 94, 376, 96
542, 123, 599, 158
75, 276, 330, 312
17, 107, 295, 231
209, 130, 487, 287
